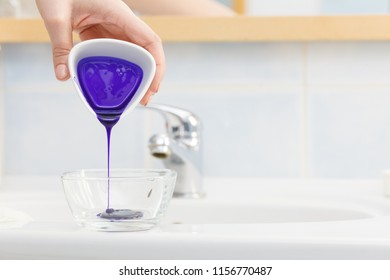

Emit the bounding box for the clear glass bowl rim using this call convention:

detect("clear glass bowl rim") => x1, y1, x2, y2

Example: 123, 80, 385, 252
61, 168, 177, 181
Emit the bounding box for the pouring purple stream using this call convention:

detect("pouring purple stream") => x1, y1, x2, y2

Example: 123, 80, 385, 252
77, 56, 143, 215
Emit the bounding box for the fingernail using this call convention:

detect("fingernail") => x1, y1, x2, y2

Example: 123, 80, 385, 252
156, 83, 160, 93
56, 64, 68, 80
140, 96, 149, 106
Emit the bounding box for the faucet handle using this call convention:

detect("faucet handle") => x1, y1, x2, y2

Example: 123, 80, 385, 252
144, 103, 200, 149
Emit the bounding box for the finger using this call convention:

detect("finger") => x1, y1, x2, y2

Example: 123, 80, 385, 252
139, 39, 166, 105
114, 7, 166, 104
42, 16, 73, 81
132, 32, 166, 105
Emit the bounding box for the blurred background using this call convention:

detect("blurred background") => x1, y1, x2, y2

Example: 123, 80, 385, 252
1, 0, 390, 179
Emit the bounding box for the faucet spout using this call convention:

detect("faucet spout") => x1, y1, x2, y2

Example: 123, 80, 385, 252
143, 103, 204, 198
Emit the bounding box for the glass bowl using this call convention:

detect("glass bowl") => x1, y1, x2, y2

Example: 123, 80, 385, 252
61, 169, 176, 231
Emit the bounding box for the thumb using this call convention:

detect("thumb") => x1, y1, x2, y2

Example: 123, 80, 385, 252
43, 19, 73, 81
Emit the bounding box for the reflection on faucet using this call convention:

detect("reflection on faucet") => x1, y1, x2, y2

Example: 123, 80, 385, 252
144, 103, 204, 198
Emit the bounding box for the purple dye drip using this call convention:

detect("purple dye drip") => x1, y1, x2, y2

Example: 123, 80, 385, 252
77, 56, 143, 217
97, 209, 143, 220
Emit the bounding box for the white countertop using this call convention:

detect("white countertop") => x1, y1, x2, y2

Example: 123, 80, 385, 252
1, 176, 390, 260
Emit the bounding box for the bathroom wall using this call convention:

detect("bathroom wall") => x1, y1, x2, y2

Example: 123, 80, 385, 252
2, 0, 390, 179
0, 45, 4, 181
246, 0, 390, 15
3, 41, 390, 179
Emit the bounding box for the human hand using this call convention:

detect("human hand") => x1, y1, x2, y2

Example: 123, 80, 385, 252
35, 0, 165, 105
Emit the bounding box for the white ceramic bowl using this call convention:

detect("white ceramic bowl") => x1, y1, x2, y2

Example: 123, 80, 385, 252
68, 38, 156, 117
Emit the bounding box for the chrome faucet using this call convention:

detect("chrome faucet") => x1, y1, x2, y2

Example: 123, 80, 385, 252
144, 103, 204, 198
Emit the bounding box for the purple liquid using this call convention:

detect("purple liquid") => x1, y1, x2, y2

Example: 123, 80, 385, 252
77, 56, 143, 217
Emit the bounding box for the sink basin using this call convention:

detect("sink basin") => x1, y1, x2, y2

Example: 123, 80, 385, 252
163, 200, 375, 224
162, 178, 390, 225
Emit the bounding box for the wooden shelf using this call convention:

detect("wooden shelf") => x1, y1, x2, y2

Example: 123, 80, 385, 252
2, 15, 390, 43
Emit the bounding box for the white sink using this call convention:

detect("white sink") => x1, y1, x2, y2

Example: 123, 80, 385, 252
1, 177, 390, 259
163, 178, 390, 225
163, 200, 375, 224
